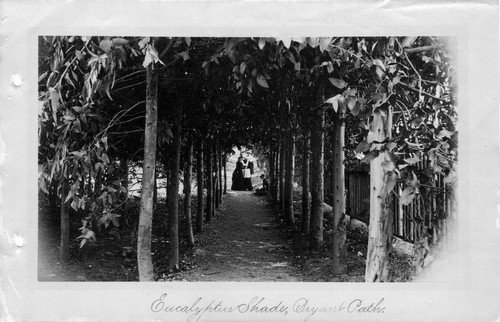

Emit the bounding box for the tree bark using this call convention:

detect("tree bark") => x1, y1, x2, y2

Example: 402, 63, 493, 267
206, 140, 213, 222
49, 179, 59, 214
301, 134, 311, 235
214, 138, 220, 209
274, 147, 279, 202
164, 152, 170, 207
59, 178, 70, 262
211, 140, 217, 215
183, 132, 195, 247
284, 132, 295, 225
196, 138, 204, 233
365, 108, 393, 282
218, 139, 223, 202
279, 137, 285, 211
153, 167, 157, 211
332, 113, 348, 275
269, 150, 275, 201
223, 152, 227, 194
274, 147, 281, 204
137, 62, 158, 281
310, 107, 325, 250
167, 99, 183, 272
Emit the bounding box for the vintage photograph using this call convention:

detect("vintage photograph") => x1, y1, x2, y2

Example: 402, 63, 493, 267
37, 36, 457, 283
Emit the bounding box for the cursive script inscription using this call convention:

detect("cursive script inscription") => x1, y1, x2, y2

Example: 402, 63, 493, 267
151, 293, 386, 322
236, 296, 288, 315
293, 297, 385, 321
293, 298, 347, 321
151, 294, 288, 322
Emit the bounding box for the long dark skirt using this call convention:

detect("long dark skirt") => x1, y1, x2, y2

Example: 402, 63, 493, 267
231, 170, 244, 190
243, 177, 253, 191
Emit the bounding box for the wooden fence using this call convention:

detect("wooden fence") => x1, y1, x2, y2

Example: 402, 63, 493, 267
346, 168, 452, 243
347, 171, 370, 223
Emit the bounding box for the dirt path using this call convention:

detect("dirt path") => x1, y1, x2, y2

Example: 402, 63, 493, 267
176, 190, 301, 282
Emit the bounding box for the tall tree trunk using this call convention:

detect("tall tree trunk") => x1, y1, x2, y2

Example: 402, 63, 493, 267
270, 148, 276, 202
365, 107, 393, 282
274, 143, 281, 203
279, 137, 285, 211
49, 179, 59, 214
223, 152, 227, 194
206, 140, 213, 222
332, 113, 348, 275
137, 62, 158, 281
218, 145, 223, 202
59, 178, 70, 262
210, 140, 216, 215
284, 133, 295, 225
168, 100, 183, 272
301, 134, 311, 235
183, 133, 195, 247
310, 107, 325, 250
168, 99, 183, 272
153, 167, 157, 211
269, 150, 275, 200
214, 138, 220, 209
164, 153, 170, 207
196, 138, 204, 233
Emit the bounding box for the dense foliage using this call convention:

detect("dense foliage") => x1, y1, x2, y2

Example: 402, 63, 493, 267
38, 36, 456, 279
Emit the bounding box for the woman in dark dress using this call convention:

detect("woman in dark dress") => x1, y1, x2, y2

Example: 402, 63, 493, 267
231, 157, 244, 190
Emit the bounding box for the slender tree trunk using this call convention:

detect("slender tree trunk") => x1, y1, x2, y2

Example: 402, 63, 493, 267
206, 140, 213, 222
49, 179, 59, 214
223, 152, 227, 194
270, 150, 274, 200
284, 132, 295, 225
279, 137, 285, 211
153, 168, 157, 211
184, 133, 195, 247
310, 107, 325, 250
137, 62, 158, 281
59, 178, 70, 262
365, 108, 394, 282
168, 100, 183, 272
273, 147, 279, 202
211, 140, 217, 215
196, 138, 204, 233
218, 147, 223, 202
301, 134, 311, 235
269, 150, 275, 200
214, 138, 220, 209
164, 154, 170, 207
332, 113, 348, 275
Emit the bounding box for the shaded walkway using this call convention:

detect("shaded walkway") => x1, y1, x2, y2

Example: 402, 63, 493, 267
177, 191, 300, 281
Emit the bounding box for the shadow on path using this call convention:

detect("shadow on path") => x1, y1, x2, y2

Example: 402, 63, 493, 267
178, 190, 301, 281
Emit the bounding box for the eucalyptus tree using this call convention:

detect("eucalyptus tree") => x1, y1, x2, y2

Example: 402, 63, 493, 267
38, 36, 140, 261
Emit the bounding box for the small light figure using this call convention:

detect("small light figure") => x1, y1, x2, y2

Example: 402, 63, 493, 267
355, 152, 365, 160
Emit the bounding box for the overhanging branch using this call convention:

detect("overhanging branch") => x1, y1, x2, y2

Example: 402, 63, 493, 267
404, 44, 440, 54
396, 82, 443, 101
